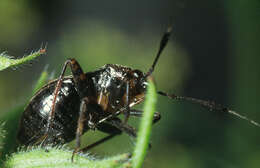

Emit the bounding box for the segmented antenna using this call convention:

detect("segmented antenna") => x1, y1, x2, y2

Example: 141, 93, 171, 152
145, 27, 172, 78
158, 91, 260, 127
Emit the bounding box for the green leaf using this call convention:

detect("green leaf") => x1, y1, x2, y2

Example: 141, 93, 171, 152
132, 79, 157, 168
4, 147, 131, 168
0, 48, 46, 71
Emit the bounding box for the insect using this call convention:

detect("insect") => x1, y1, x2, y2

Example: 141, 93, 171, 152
17, 27, 260, 161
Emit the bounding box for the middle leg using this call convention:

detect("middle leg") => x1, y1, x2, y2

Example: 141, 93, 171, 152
129, 109, 161, 124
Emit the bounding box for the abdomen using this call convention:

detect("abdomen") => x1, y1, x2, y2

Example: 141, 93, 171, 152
17, 77, 84, 145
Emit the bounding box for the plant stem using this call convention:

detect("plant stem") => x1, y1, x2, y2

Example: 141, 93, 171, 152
132, 79, 157, 168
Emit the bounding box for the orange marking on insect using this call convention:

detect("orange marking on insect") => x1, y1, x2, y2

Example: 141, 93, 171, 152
71, 59, 76, 64
80, 74, 86, 80
134, 93, 145, 102
97, 93, 109, 111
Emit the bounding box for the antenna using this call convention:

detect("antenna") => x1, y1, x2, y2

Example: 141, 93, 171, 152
158, 91, 260, 127
145, 27, 172, 78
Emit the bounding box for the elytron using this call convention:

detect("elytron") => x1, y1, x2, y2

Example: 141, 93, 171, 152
17, 27, 260, 160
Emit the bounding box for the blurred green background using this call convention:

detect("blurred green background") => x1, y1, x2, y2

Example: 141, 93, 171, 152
0, 0, 260, 167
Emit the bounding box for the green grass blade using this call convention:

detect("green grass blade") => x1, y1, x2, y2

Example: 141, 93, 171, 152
0, 48, 46, 71
32, 67, 49, 95
132, 79, 157, 168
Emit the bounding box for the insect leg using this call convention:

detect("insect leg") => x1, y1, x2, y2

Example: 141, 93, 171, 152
123, 81, 130, 123
158, 91, 260, 127
108, 117, 154, 149
44, 58, 86, 141
97, 97, 145, 124
80, 134, 118, 152
79, 121, 122, 153
130, 109, 161, 124
107, 118, 137, 138
72, 97, 89, 162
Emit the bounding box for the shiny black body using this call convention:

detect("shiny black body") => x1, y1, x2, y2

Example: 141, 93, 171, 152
17, 28, 174, 154
18, 76, 80, 145
18, 64, 146, 146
